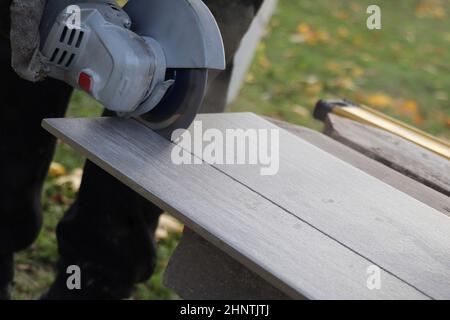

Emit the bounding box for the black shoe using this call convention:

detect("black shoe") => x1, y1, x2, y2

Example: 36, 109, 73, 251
40, 277, 132, 300
0, 284, 11, 300
0, 253, 13, 300
40, 262, 133, 300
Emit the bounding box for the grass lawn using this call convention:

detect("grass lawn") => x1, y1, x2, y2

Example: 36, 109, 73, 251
12, 0, 449, 299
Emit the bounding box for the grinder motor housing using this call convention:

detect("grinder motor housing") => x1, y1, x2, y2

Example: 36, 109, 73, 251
39, 0, 225, 134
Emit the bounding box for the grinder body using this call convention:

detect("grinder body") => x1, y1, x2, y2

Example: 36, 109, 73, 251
39, 0, 225, 136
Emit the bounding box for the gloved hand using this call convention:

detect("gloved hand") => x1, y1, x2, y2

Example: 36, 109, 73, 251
10, 0, 47, 82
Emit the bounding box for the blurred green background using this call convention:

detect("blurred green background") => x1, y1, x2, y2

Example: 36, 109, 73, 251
13, 0, 449, 299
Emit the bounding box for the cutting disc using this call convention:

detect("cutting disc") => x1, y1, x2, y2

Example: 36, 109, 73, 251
123, 0, 225, 138
138, 69, 207, 139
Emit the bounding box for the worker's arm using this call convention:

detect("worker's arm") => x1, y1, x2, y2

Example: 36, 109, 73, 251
9, 0, 47, 82
254, 0, 264, 13
0, 1, 11, 40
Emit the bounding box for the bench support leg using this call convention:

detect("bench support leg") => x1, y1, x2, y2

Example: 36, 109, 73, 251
163, 228, 291, 300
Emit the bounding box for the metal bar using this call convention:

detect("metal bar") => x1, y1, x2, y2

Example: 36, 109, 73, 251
314, 100, 450, 160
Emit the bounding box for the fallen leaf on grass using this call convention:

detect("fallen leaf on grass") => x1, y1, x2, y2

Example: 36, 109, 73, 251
326, 61, 341, 73
352, 35, 364, 47
289, 34, 306, 44
415, 1, 446, 19
413, 114, 425, 125
366, 93, 393, 108
54, 168, 83, 191
316, 29, 330, 42
159, 214, 184, 233
156, 214, 184, 241
304, 74, 319, 85
334, 10, 350, 20
353, 92, 368, 104
400, 100, 419, 114
269, 111, 284, 120
351, 66, 364, 78
270, 18, 280, 28
258, 55, 272, 69
305, 83, 323, 96
334, 77, 356, 90
398, 100, 425, 125
245, 73, 255, 84
156, 228, 168, 242
297, 22, 311, 34
337, 27, 349, 39
292, 105, 310, 118
294, 23, 330, 45
50, 193, 69, 205
49, 162, 66, 177
350, 3, 362, 12
257, 42, 266, 52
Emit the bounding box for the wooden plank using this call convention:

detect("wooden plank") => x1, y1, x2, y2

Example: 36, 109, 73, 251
42, 116, 426, 300
164, 228, 292, 300
324, 114, 450, 196
267, 117, 450, 216
167, 119, 450, 300
181, 113, 450, 300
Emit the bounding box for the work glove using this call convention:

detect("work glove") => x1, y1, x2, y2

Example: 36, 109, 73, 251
10, 0, 47, 82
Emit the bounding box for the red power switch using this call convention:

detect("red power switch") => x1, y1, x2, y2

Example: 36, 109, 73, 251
78, 72, 92, 92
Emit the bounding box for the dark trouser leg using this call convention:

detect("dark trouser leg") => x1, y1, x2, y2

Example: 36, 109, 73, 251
45, 152, 162, 300
0, 253, 13, 300
201, 0, 260, 113
201, 63, 234, 113
45, 0, 260, 299
0, 38, 73, 298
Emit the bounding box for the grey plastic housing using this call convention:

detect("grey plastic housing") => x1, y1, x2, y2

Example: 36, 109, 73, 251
124, 0, 226, 70
41, 2, 166, 114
